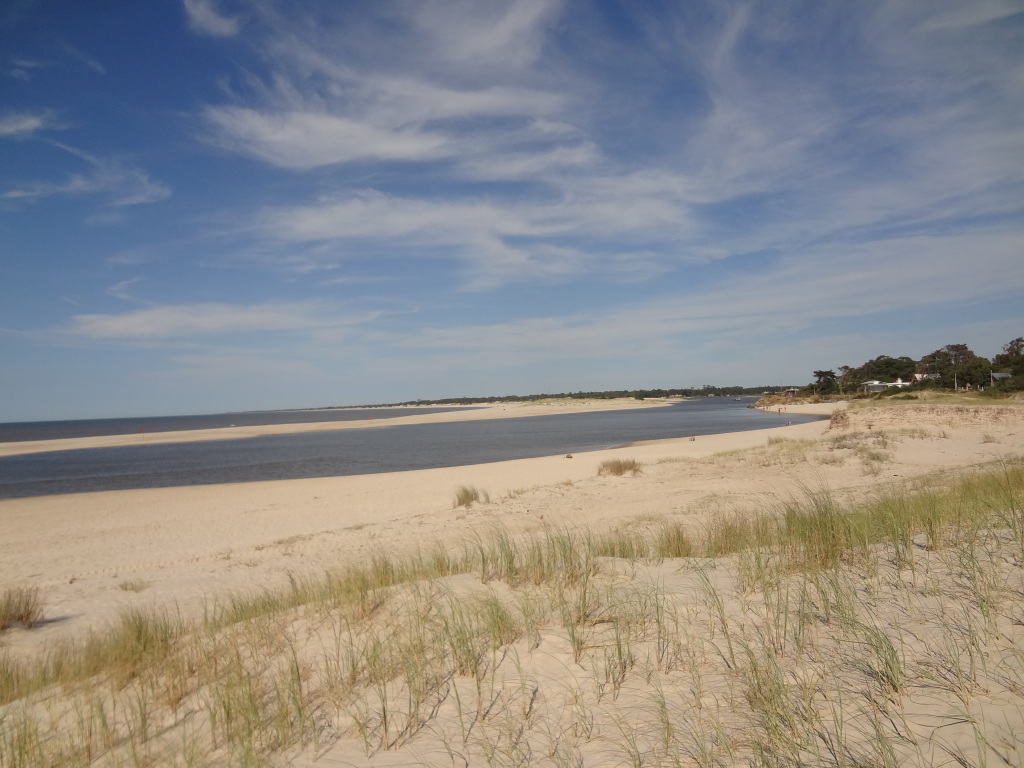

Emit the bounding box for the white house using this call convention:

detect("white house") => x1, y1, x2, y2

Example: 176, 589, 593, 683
862, 378, 913, 393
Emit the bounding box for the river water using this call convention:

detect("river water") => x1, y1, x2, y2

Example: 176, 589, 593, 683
0, 399, 819, 499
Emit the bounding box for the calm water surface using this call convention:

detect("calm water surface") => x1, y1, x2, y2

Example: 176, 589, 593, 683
0, 407, 466, 442
0, 399, 820, 498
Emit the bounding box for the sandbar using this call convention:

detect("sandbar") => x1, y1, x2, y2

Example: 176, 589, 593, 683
0, 397, 675, 458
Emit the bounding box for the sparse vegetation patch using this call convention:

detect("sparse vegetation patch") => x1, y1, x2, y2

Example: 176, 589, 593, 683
597, 458, 643, 477
452, 485, 490, 507
0, 587, 43, 633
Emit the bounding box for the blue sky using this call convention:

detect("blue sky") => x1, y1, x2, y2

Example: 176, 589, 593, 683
1, 0, 1022, 421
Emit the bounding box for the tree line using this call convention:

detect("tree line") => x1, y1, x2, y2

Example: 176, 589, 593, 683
807, 337, 1024, 396
354, 384, 788, 408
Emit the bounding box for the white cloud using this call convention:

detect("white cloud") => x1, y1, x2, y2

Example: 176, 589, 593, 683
4, 163, 170, 206
183, 0, 239, 37
3, 142, 170, 206
185, 1, 1024, 314
5, 56, 45, 81
0, 111, 53, 138
197, 0, 568, 171
253, 185, 698, 289
409, 0, 564, 70
106, 278, 147, 304
180, 0, 1024, 303
204, 107, 450, 169
919, 0, 1023, 30
71, 302, 335, 339
456, 142, 597, 181
67, 299, 403, 340
397, 229, 1024, 359
366, 79, 564, 124
61, 43, 106, 74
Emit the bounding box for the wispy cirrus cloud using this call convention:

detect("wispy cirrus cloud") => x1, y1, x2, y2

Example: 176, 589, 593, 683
406, 0, 564, 70
397, 229, 1024, 363
3, 142, 170, 206
254, 182, 698, 288
197, 0, 569, 172
0, 110, 55, 138
68, 299, 406, 340
5, 55, 45, 81
183, 0, 240, 37
204, 108, 451, 169
189, 0, 1023, 300
71, 301, 341, 339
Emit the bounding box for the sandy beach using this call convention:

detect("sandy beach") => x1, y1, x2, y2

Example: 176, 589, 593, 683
0, 400, 830, 644
3, 398, 1024, 767
0, 398, 1018, 652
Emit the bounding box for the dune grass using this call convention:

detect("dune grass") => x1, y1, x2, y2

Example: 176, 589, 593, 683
597, 458, 643, 477
0, 588, 43, 633
453, 485, 490, 507
2, 459, 1023, 767
116, 580, 149, 593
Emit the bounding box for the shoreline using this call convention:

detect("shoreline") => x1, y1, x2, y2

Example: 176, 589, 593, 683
0, 397, 679, 458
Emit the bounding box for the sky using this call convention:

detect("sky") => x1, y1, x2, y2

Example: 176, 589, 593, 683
1, 0, 1022, 422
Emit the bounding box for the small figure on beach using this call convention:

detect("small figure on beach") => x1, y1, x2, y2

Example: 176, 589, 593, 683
565, 454, 573, 459
689, 435, 696, 441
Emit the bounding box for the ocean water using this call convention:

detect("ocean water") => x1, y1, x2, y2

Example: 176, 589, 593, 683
0, 399, 821, 499
0, 406, 465, 442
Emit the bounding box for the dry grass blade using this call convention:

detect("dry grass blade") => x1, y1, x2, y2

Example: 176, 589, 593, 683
0, 587, 43, 631
453, 485, 490, 508
597, 458, 643, 477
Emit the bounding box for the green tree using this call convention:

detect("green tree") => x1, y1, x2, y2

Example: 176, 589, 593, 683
918, 344, 989, 389
812, 370, 837, 394
837, 365, 857, 395
993, 337, 1024, 376
858, 355, 917, 383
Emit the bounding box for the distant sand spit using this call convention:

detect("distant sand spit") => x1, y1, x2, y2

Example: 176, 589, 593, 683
0, 398, 674, 458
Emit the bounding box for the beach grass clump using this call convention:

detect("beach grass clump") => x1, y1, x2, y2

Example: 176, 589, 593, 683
592, 528, 651, 559
117, 579, 149, 593
0, 587, 43, 632
597, 458, 643, 477
653, 521, 696, 558
453, 485, 489, 508
476, 527, 596, 588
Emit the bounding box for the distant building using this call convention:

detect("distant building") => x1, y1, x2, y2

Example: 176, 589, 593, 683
862, 378, 913, 393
